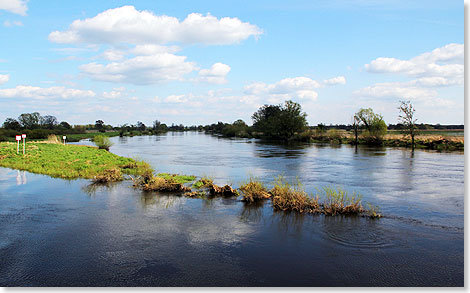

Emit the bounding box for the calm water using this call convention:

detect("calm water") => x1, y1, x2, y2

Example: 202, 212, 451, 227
0, 132, 464, 286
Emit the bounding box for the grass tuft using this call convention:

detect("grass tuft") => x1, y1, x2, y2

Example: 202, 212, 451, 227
270, 176, 320, 213
320, 186, 363, 216
239, 177, 271, 203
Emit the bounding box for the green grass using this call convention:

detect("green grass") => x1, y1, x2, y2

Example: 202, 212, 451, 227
156, 173, 196, 184
192, 177, 214, 189
0, 141, 150, 179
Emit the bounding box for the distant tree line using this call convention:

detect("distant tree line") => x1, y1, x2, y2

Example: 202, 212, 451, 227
0, 103, 463, 143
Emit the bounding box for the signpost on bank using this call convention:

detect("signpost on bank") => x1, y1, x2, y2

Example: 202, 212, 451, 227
15, 135, 21, 154
63, 136, 66, 145
22, 134, 26, 155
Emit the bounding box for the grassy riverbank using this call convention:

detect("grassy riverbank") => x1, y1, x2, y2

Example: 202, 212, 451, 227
0, 141, 150, 179
293, 130, 464, 151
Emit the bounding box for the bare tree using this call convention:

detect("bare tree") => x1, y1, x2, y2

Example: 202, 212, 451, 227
398, 100, 417, 149
352, 115, 360, 144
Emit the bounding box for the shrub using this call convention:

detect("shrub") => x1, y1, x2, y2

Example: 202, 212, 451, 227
93, 135, 113, 150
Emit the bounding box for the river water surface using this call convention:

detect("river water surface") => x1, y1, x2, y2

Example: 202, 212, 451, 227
0, 132, 464, 286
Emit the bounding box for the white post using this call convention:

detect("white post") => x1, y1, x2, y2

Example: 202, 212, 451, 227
63, 135, 66, 145
16, 135, 21, 154
22, 134, 26, 155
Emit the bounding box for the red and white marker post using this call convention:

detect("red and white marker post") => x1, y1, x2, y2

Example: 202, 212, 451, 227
22, 134, 26, 155
15, 135, 21, 154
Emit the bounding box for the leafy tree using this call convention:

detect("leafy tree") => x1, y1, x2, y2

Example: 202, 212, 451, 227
3, 118, 21, 130
252, 100, 308, 141
398, 100, 417, 149
59, 121, 72, 129
41, 115, 58, 129
18, 112, 41, 129
136, 121, 146, 131
354, 108, 387, 142
95, 120, 105, 130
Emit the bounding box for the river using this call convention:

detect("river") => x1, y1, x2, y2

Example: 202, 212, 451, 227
0, 131, 464, 286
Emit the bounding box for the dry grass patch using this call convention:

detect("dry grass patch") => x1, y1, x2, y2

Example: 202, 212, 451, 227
239, 177, 271, 203
271, 176, 320, 213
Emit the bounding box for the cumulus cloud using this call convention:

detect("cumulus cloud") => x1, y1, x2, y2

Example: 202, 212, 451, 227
79, 53, 196, 85
0, 0, 27, 16
243, 76, 345, 103
0, 85, 96, 99
196, 63, 231, 84
0, 74, 9, 85
364, 43, 463, 86
357, 43, 463, 106
49, 5, 262, 46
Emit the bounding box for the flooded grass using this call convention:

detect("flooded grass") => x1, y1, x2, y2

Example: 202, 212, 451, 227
320, 186, 364, 216
239, 176, 271, 203
239, 176, 381, 218
271, 176, 321, 213
192, 177, 214, 189
156, 173, 196, 184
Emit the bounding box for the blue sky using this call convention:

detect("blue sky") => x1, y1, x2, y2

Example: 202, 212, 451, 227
0, 0, 464, 126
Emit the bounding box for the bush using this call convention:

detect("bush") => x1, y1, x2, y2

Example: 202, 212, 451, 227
93, 135, 113, 151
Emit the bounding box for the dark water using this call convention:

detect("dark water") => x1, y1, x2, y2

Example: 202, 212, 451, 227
0, 132, 464, 286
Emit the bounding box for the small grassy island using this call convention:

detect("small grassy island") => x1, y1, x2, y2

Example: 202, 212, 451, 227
0, 140, 150, 179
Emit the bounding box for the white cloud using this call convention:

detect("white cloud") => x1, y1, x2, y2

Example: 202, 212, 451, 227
131, 44, 180, 55
358, 43, 463, 107
244, 76, 343, 102
100, 49, 125, 61
164, 94, 190, 103
49, 5, 262, 46
354, 82, 437, 100
102, 87, 126, 99
196, 62, 231, 84
364, 43, 463, 86
323, 75, 346, 85
3, 20, 23, 27
79, 53, 197, 85
0, 74, 9, 85
0, 85, 96, 99
0, 0, 27, 16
